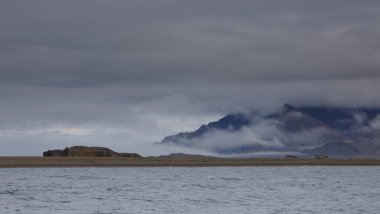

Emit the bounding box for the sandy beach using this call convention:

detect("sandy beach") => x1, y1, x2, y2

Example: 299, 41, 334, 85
1, 157, 380, 168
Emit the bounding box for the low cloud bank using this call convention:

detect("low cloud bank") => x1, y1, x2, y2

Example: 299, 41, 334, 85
166, 117, 340, 155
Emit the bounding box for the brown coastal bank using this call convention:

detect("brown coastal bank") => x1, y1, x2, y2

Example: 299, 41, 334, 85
0, 146, 379, 168
1, 156, 380, 168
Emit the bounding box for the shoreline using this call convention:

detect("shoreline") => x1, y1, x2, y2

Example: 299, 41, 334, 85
1, 157, 380, 168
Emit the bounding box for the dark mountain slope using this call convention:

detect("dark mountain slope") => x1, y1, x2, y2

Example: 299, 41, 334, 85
302, 142, 360, 156
160, 113, 253, 144
158, 104, 380, 156
297, 106, 380, 131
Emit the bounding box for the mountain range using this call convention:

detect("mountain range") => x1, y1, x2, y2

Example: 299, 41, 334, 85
158, 104, 380, 157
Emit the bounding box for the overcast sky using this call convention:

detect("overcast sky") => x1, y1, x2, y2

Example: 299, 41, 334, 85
1, 0, 380, 155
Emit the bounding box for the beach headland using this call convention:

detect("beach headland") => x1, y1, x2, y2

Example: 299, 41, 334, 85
1, 156, 380, 168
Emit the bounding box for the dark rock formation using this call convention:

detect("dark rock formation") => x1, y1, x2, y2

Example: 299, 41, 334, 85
315, 155, 329, 159
43, 146, 142, 158
113, 152, 142, 158
43, 149, 68, 157
158, 153, 214, 158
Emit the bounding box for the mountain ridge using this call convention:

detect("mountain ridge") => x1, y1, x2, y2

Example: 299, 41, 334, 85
158, 104, 380, 157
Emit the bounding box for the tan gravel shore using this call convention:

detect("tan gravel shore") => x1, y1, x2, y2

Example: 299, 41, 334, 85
1, 157, 380, 168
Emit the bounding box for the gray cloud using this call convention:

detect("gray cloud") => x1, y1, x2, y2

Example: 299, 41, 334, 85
370, 115, 380, 129
1, 0, 380, 155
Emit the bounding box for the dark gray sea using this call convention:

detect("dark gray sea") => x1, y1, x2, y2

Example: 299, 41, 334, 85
0, 167, 379, 214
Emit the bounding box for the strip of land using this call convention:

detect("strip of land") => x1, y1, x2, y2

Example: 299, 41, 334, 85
0, 157, 380, 168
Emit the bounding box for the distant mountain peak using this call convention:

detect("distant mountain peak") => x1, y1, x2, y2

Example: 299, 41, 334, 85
158, 104, 380, 157
281, 103, 297, 113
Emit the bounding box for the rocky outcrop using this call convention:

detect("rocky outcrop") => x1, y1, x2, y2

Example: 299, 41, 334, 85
113, 152, 142, 158
43, 149, 68, 157
43, 146, 142, 158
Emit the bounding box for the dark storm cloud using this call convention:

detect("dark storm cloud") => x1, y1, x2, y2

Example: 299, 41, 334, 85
0, 0, 380, 155
2, 0, 380, 86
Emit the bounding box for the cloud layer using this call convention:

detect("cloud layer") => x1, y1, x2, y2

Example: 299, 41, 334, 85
161, 117, 342, 156
1, 1, 380, 155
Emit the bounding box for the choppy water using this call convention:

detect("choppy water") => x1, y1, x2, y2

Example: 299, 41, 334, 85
0, 167, 379, 214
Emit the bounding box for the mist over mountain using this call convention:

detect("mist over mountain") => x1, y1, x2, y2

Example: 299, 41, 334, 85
159, 104, 380, 157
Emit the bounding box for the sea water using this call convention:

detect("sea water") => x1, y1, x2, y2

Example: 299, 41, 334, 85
0, 167, 379, 214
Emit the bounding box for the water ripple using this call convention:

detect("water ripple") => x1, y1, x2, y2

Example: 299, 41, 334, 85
0, 167, 379, 213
